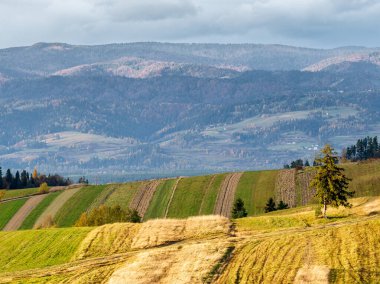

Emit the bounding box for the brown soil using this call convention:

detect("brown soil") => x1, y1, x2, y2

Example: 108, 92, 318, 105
129, 181, 161, 220
296, 170, 317, 206
34, 186, 82, 229
2, 194, 47, 231
275, 169, 296, 207
213, 173, 243, 217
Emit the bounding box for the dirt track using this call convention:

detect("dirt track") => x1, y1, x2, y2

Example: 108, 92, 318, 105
33, 187, 82, 229
2, 194, 47, 231
213, 173, 243, 217
130, 181, 161, 220
164, 178, 182, 218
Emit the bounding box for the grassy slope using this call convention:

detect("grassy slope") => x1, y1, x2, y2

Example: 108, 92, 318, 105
199, 173, 227, 215
0, 199, 28, 230
104, 182, 143, 210
235, 170, 277, 215
19, 191, 62, 230
0, 227, 92, 273
343, 160, 380, 196
167, 175, 214, 218
144, 179, 175, 220
54, 185, 106, 227
1, 188, 39, 199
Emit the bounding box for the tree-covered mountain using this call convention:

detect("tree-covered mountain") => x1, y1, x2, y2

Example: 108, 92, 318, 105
0, 43, 379, 181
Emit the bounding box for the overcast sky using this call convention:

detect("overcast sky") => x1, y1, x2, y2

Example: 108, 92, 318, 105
1, 0, 380, 49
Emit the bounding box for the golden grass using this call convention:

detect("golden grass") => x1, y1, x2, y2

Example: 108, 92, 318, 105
131, 215, 230, 249
73, 223, 141, 260
217, 219, 380, 284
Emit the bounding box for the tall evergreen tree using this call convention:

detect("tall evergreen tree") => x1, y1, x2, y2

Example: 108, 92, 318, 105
0, 167, 3, 189
310, 145, 354, 218
5, 169, 13, 188
231, 198, 248, 218
264, 198, 277, 213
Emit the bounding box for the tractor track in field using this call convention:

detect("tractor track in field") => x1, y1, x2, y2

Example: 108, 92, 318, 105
164, 178, 182, 218
213, 173, 243, 218
130, 181, 161, 220
2, 194, 47, 231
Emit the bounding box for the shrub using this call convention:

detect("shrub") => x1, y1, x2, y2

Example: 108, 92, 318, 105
38, 182, 49, 194
75, 205, 141, 227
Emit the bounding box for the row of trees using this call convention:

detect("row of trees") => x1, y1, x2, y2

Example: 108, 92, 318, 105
0, 167, 71, 190
342, 136, 379, 161
283, 159, 311, 169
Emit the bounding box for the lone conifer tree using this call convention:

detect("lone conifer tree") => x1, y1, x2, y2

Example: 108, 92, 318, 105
231, 198, 248, 218
264, 197, 277, 213
310, 145, 354, 218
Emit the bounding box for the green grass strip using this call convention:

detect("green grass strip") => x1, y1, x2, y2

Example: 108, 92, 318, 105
0, 199, 28, 230
104, 182, 142, 210
235, 170, 277, 216
0, 227, 92, 272
199, 173, 228, 215
19, 191, 62, 230
2, 188, 39, 199
54, 185, 106, 227
144, 179, 175, 220
167, 175, 213, 218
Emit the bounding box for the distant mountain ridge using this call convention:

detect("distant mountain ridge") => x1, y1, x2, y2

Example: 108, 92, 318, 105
0, 42, 379, 179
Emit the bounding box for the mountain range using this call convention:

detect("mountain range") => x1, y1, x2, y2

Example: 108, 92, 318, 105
0, 42, 379, 181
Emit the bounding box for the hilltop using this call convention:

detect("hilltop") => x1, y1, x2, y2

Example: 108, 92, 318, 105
1, 159, 379, 231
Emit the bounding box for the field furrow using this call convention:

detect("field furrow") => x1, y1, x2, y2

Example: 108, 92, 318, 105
130, 180, 161, 220
2, 194, 47, 231
164, 178, 181, 218
275, 169, 296, 207
34, 187, 82, 229
214, 173, 242, 217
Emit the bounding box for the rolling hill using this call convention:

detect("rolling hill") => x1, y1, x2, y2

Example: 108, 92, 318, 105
0, 196, 379, 283
1, 159, 379, 231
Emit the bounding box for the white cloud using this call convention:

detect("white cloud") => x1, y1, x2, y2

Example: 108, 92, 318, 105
0, 0, 379, 48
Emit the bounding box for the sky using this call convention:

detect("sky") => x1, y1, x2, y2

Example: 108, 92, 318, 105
1, 0, 380, 49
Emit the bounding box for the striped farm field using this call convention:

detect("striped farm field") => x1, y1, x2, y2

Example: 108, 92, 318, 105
199, 173, 227, 215
144, 179, 177, 220
1, 188, 40, 200
0, 199, 28, 230
166, 175, 214, 218
54, 185, 106, 227
3, 194, 48, 231
104, 182, 145, 210
0, 227, 92, 273
34, 186, 82, 229
235, 170, 277, 215
19, 191, 62, 230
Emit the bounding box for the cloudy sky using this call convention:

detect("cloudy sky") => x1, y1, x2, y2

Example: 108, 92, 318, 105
1, 0, 380, 48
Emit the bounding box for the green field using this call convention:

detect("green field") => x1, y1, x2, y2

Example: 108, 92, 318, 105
167, 175, 214, 218
235, 170, 277, 215
198, 173, 227, 215
54, 185, 106, 227
343, 160, 380, 196
19, 191, 62, 230
144, 179, 176, 220
0, 199, 28, 230
104, 182, 143, 210
0, 227, 92, 272
1, 188, 40, 200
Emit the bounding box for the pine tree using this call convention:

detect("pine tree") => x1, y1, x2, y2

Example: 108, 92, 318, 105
304, 160, 310, 167
0, 167, 3, 189
14, 171, 21, 189
5, 169, 13, 188
231, 198, 248, 218
264, 197, 277, 213
277, 200, 289, 210
21, 170, 28, 188
310, 145, 354, 218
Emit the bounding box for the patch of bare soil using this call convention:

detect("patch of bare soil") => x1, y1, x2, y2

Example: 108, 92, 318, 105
213, 173, 243, 217
275, 169, 296, 207
3, 194, 47, 231
130, 181, 161, 220
294, 265, 330, 284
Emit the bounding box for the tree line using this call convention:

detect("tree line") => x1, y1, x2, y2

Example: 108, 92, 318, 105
342, 136, 379, 161
0, 167, 71, 190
